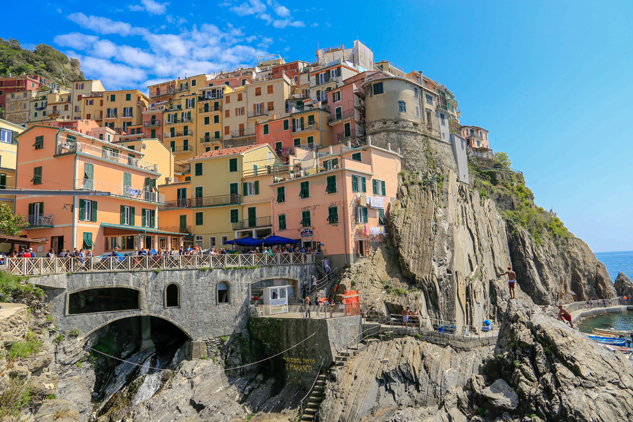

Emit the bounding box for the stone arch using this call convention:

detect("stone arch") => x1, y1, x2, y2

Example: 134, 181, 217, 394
249, 277, 301, 301
67, 285, 143, 315
165, 283, 180, 308
82, 313, 193, 340
217, 281, 230, 304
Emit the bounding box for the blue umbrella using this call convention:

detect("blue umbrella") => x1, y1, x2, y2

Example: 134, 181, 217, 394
262, 235, 299, 245
225, 237, 261, 246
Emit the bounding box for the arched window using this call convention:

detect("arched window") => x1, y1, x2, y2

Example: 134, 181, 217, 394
166, 284, 180, 307
218, 282, 229, 304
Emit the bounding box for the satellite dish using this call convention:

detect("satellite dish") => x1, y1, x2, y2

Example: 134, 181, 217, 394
141, 143, 147, 149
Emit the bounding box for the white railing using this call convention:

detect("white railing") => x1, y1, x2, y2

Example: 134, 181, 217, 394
75, 178, 165, 204
4, 253, 315, 276
58, 142, 158, 172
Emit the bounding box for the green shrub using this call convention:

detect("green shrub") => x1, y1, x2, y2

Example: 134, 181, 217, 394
513, 360, 520, 368
8, 329, 42, 360
68, 328, 81, 337
154, 269, 161, 274
53, 335, 64, 344
0, 376, 31, 419
220, 336, 228, 343
45, 315, 53, 322
76, 362, 82, 368
45, 394, 56, 400
0, 272, 25, 298
200, 356, 208, 360
394, 288, 406, 296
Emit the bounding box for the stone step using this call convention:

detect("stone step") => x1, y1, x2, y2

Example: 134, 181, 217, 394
307, 401, 321, 407
315, 380, 326, 386
312, 387, 325, 393
335, 361, 345, 366
317, 374, 327, 379
300, 416, 314, 421
304, 408, 318, 415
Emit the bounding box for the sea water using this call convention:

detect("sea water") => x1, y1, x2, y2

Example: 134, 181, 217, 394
595, 251, 633, 282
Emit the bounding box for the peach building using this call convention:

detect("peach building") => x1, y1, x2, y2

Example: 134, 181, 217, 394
459, 126, 489, 149
271, 140, 402, 267
14, 126, 183, 255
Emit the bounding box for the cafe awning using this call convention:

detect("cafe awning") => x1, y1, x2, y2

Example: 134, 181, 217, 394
101, 223, 185, 237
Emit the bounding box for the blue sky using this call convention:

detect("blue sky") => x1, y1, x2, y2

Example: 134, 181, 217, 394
3, 0, 633, 252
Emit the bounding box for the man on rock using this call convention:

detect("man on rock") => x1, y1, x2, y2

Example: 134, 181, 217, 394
497, 266, 517, 300
557, 304, 574, 328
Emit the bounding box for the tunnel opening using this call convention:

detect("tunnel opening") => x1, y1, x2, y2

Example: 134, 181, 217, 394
88, 316, 190, 419
69, 287, 140, 314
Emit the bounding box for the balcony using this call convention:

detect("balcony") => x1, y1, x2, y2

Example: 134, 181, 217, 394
198, 104, 222, 113
248, 109, 268, 118
170, 146, 192, 153
189, 194, 241, 208
27, 214, 53, 228
58, 142, 159, 172
200, 136, 222, 143
49, 109, 60, 117
310, 75, 343, 88
328, 108, 356, 124
144, 120, 161, 127
76, 178, 165, 204
164, 131, 192, 138
292, 124, 317, 133
232, 216, 272, 230
159, 198, 192, 209
159, 225, 192, 234
230, 127, 256, 138
198, 95, 223, 102
151, 87, 175, 97
105, 112, 117, 119
122, 112, 134, 118
177, 84, 189, 92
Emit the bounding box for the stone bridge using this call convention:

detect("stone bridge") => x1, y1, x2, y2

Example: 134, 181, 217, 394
29, 264, 317, 356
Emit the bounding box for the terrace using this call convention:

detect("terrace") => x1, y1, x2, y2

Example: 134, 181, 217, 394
57, 142, 159, 172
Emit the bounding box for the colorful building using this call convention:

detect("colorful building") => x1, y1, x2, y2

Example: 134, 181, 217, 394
272, 60, 309, 83
187, 144, 281, 249
101, 90, 149, 134
46, 90, 72, 121
309, 59, 359, 103
459, 126, 489, 149
163, 92, 198, 161
156, 179, 193, 246
196, 85, 225, 152
208, 69, 253, 89
4, 90, 31, 124
271, 141, 401, 267
0, 75, 52, 110
29, 90, 50, 124
0, 118, 23, 207
81, 92, 105, 125
71, 80, 105, 120
14, 126, 182, 255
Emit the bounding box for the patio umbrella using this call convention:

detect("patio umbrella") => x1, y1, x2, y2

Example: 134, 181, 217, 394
225, 237, 262, 246
262, 235, 299, 246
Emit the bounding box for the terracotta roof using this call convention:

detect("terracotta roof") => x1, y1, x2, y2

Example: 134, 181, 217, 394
191, 145, 264, 160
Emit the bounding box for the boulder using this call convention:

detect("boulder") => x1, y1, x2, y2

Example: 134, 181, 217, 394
34, 399, 81, 422
615, 272, 633, 298
30, 372, 59, 397
481, 379, 518, 410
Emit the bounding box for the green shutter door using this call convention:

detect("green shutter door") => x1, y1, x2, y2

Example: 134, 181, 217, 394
243, 182, 248, 196
373, 179, 377, 195
84, 163, 94, 190
183, 139, 189, 151
279, 214, 286, 230
352, 175, 357, 192
363, 207, 368, 223
142, 209, 146, 227
0, 173, 6, 189
151, 129, 156, 138
230, 209, 238, 223
248, 207, 256, 228
92, 201, 97, 222
130, 207, 135, 226
28, 203, 33, 217
195, 187, 203, 197
254, 180, 259, 195
151, 210, 156, 228
179, 215, 187, 231
170, 141, 175, 152
277, 186, 285, 202
124, 173, 131, 187
120, 205, 125, 225
381, 181, 386, 196
230, 183, 238, 195
361, 177, 366, 193
79, 199, 85, 221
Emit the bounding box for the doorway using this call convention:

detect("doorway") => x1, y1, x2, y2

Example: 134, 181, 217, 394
357, 240, 368, 257
52, 236, 64, 255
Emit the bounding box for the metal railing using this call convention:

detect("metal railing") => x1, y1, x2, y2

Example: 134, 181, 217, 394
292, 124, 317, 133
248, 109, 268, 118
159, 198, 193, 209
76, 178, 165, 204
188, 194, 241, 207
249, 303, 351, 319
151, 87, 176, 97
159, 225, 192, 234
328, 108, 355, 123
230, 127, 256, 138
198, 105, 222, 113
5, 253, 315, 276
105, 112, 117, 119
144, 121, 161, 127
57, 142, 159, 172
27, 214, 53, 227
200, 136, 221, 143
232, 216, 272, 230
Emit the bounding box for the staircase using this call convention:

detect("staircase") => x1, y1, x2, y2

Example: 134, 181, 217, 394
299, 374, 327, 421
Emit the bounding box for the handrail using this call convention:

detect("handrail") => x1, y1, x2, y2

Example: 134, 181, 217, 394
298, 357, 325, 420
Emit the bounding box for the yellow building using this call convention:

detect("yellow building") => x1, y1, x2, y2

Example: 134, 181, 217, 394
5, 90, 31, 124
188, 144, 281, 249
244, 73, 292, 132
157, 180, 193, 247
0, 118, 22, 207
287, 107, 332, 149
46, 90, 72, 121
102, 90, 149, 134
222, 85, 249, 145
71, 80, 105, 120
163, 92, 198, 161
30, 90, 49, 124
82, 92, 105, 125
196, 85, 225, 152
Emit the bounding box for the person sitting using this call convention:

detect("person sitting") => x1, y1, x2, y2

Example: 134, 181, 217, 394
46, 249, 55, 258
557, 304, 574, 328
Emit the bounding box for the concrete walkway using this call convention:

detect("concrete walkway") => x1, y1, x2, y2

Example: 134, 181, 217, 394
570, 305, 633, 323
0, 302, 26, 321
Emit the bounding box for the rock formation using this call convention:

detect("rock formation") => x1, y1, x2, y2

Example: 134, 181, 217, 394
615, 272, 633, 297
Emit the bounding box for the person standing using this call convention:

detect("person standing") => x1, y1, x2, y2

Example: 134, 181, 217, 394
497, 266, 517, 300
304, 296, 311, 318
311, 275, 317, 294
402, 307, 410, 327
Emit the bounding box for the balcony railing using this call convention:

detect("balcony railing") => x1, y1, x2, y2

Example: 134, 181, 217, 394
169, 146, 192, 153
27, 214, 53, 227
144, 121, 161, 127
248, 109, 268, 118
151, 87, 176, 97
328, 108, 356, 123
200, 136, 221, 143
232, 216, 272, 230
122, 112, 133, 118
159, 198, 192, 209
76, 178, 165, 204
177, 85, 189, 92
174, 163, 190, 174
159, 225, 192, 234
292, 124, 317, 133
105, 112, 118, 119
198, 95, 223, 102
199, 104, 222, 113
189, 194, 241, 207
164, 132, 192, 138
58, 142, 159, 172
230, 127, 256, 138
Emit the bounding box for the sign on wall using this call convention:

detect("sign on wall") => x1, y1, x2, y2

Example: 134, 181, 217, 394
300, 228, 313, 238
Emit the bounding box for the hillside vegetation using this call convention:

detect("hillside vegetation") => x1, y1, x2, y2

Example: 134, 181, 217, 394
0, 38, 84, 90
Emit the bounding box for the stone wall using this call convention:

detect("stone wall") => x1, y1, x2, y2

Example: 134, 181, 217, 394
36, 266, 317, 343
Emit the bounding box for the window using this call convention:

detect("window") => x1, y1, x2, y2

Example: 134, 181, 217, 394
278, 214, 286, 230
243, 181, 259, 196
426, 94, 433, 105
299, 181, 309, 199
416, 106, 419, 117
142, 208, 156, 228
357, 206, 368, 223
332, 91, 341, 102
225, 126, 230, 135
328, 206, 338, 224
267, 85, 273, 94
352, 152, 362, 162
213, 115, 219, 124
277, 186, 285, 203
204, 116, 210, 125
379, 209, 386, 225
255, 87, 261, 96
225, 81, 230, 86
230, 209, 239, 223
33, 136, 44, 150
335, 107, 342, 120
326, 175, 337, 194
301, 210, 311, 227
294, 138, 300, 147
0, 173, 6, 189
283, 120, 289, 131
194, 162, 203, 176
120, 205, 134, 226
352, 175, 366, 193
398, 101, 406, 113
263, 124, 269, 135
308, 115, 315, 126
229, 158, 238, 172
373, 82, 384, 95
75, 106, 80, 112
225, 110, 230, 118
440, 113, 446, 126
191, 79, 197, 87
110, 94, 116, 101
217, 282, 229, 303
324, 158, 338, 171
209, 236, 216, 249
195, 211, 204, 226
221, 236, 228, 246
32, 167, 42, 185
373, 179, 387, 196
226, 95, 231, 104
275, 141, 282, 151
344, 122, 351, 138
166, 284, 180, 307
307, 136, 314, 145
79, 199, 97, 221
229, 182, 239, 196
214, 130, 220, 139
0, 129, 13, 144
426, 110, 432, 126
414, 87, 419, 98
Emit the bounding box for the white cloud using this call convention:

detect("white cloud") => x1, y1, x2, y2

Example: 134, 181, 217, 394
245, 35, 257, 43
272, 19, 304, 28
56, 8, 62, 13
54, 33, 99, 50
67, 13, 138, 36
92, 40, 118, 58
226, 0, 310, 28
141, 0, 168, 14
230, 0, 266, 16
274, 5, 290, 17
128, 4, 144, 11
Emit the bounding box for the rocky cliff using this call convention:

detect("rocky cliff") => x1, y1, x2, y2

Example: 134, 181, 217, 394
615, 272, 633, 297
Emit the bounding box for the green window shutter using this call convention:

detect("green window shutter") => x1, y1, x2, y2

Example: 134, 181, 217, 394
230, 209, 238, 223
300, 181, 309, 198
195, 162, 202, 176
142, 208, 147, 227
243, 182, 248, 196
195, 212, 203, 226
28, 203, 33, 216
352, 152, 361, 162
283, 120, 289, 130
373, 179, 377, 195
326, 175, 336, 193
230, 183, 238, 195
254, 180, 259, 195
151, 210, 156, 228
151, 129, 156, 138
92, 201, 97, 222
0, 173, 6, 189
308, 115, 315, 125
352, 175, 358, 192
120, 205, 125, 225
130, 207, 135, 226
170, 141, 175, 152
39, 202, 43, 214
277, 186, 285, 203
229, 158, 238, 172
381, 181, 386, 196
279, 214, 286, 230
33, 167, 42, 185
85, 163, 94, 180
79, 199, 85, 221
183, 139, 189, 150
34, 136, 44, 149
124, 173, 131, 187
307, 136, 313, 144
300, 117, 304, 130
191, 98, 195, 107
301, 210, 311, 227
263, 124, 269, 135
328, 206, 338, 224
126, 93, 131, 101
363, 207, 368, 223
195, 186, 203, 198
361, 177, 366, 193
379, 209, 385, 225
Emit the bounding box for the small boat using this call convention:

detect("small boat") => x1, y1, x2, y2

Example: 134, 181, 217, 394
592, 328, 631, 336
588, 336, 627, 346
591, 330, 625, 338
605, 345, 633, 354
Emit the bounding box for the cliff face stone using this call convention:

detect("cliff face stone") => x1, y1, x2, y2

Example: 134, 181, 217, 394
508, 223, 616, 304
614, 272, 633, 297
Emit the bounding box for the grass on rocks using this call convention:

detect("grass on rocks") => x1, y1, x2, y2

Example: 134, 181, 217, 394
7, 328, 43, 360
0, 376, 31, 419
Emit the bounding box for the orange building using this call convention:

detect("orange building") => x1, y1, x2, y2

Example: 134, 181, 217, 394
14, 126, 183, 255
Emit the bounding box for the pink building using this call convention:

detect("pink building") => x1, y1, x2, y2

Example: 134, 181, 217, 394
272, 61, 309, 84
142, 105, 165, 141
209, 71, 253, 88
326, 72, 371, 146
271, 141, 402, 267
48, 119, 101, 134
460, 126, 489, 149
255, 116, 295, 160
0, 75, 50, 109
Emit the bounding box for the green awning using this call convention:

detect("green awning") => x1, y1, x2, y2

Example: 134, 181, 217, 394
84, 238, 94, 248
100, 223, 185, 236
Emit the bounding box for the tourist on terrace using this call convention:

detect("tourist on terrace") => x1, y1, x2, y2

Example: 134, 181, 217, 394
46, 249, 55, 258
304, 296, 311, 318
402, 307, 410, 327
